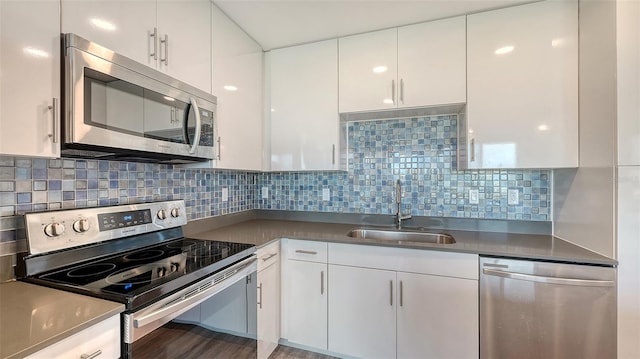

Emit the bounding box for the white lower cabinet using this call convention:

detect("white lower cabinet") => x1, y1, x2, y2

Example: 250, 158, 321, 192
25, 314, 120, 359
328, 264, 397, 359
396, 272, 478, 359
285, 259, 328, 349
257, 241, 281, 359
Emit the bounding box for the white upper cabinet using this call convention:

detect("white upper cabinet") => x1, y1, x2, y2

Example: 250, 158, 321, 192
339, 29, 398, 113
157, 0, 211, 93
339, 16, 466, 113
61, 0, 157, 67
212, 4, 264, 171
269, 39, 339, 171
466, 0, 578, 169
0, 0, 60, 158
397, 16, 466, 108
62, 0, 212, 93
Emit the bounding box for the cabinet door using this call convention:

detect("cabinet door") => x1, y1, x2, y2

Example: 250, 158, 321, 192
157, 0, 211, 93
467, 0, 578, 169
339, 29, 397, 113
328, 264, 396, 359
61, 0, 156, 67
0, 0, 60, 158
257, 262, 279, 359
398, 16, 466, 108
212, 4, 264, 170
270, 39, 338, 171
397, 272, 479, 359
285, 260, 327, 350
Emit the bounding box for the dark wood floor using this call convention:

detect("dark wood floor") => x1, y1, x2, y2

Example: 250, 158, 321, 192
134, 322, 338, 359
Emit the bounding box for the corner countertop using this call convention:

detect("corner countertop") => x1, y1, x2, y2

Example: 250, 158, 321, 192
0, 281, 124, 359
188, 219, 616, 266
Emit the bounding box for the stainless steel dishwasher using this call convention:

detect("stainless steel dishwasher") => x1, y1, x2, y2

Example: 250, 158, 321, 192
480, 257, 616, 359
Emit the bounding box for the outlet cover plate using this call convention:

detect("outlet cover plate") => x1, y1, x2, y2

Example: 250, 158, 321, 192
261, 187, 269, 199
469, 189, 479, 204
508, 189, 519, 205
221, 187, 228, 202
322, 188, 330, 201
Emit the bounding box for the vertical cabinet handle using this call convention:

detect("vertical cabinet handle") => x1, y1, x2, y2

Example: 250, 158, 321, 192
160, 34, 169, 65
48, 98, 59, 143
400, 280, 403, 307
332, 144, 336, 165
321, 270, 324, 295
400, 79, 404, 104
217, 136, 221, 160
389, 280, 393, 306
149, 27, 158, 60
470, 138, 476, 162
80, 349, 102, 359
391, 80, 396, 105
257, 283, 263, 309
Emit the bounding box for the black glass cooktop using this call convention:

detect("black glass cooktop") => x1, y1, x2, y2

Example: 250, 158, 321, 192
34, 238, 255, 305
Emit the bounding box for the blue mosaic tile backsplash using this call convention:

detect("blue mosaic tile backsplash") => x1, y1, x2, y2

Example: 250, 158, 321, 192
256, 115, 551, 221
0, 114, 551, 251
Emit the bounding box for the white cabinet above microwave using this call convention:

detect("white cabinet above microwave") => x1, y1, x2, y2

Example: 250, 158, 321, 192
61, 0, 212, 94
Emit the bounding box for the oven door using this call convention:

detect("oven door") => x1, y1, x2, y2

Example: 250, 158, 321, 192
64, 35, 216, 161
122, 255, 257, 357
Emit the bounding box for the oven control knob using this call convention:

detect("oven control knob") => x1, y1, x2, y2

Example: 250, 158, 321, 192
44, 223, 65, 237
72, 219, 90, 233
157, 210, 167, 220
170, 208, 180, 218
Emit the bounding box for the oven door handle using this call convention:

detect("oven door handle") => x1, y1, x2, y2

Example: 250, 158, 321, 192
132, 256, 256, 329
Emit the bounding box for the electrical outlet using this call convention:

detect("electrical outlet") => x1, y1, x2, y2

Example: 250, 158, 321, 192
261, 187, 269, 199
322, 188, 330, 201
508, 189, 519, 205
469, 189, 479, 204
221, 187, 228, 202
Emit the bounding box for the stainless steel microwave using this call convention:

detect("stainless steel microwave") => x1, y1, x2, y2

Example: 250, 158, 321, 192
62, 33, 216, 163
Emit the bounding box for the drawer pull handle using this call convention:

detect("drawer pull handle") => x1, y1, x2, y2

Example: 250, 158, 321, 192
261, 253, 277, 261
257, 283, 263, 309
321, 270, 324, 295
295, 250, 317, 255
80, 350, 102, 359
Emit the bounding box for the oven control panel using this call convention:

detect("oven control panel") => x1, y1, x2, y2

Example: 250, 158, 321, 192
25, 200, 187, 255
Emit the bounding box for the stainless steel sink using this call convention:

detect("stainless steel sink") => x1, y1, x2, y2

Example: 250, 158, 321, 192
347, 228, 456, 244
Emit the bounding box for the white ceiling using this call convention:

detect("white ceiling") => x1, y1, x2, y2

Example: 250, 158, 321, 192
213, 0, 533, 50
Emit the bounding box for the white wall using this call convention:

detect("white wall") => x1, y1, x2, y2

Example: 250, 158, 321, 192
553, 0, 617, 258
616, 1, 640, 357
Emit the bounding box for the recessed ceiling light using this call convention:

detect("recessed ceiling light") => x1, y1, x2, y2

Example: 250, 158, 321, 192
163, 96, 175, 102
537, 124, 549, 131
90, 18, 117, 32
495, 46, 514, 55
224, 85, 238, 91
383, 98, 394, 104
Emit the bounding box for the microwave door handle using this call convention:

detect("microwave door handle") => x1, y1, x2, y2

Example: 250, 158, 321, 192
189, 97, 202, 154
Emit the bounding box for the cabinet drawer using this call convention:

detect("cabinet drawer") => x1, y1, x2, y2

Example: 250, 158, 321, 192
26, 314, 120, 359
286, 239, 328, 263
328, 243, 478, 280
257, 240, 280, 272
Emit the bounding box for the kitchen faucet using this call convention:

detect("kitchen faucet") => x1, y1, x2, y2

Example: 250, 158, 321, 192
395, 179, 412, 229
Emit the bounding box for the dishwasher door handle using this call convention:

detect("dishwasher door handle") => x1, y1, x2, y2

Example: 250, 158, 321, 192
482, 268, 615, 287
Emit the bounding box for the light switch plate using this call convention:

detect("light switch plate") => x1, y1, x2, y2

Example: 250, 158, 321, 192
508, 189, 519, 205
221, 187, 228, 202
261, 187, 269, 199
469, 189, 479, 204
322, 188, 330, 201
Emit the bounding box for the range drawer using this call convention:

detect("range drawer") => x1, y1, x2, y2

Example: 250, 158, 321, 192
285, 239, 328, 263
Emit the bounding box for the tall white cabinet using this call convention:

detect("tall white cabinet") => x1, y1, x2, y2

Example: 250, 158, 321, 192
268, 39, 339, 171
466, 0, 578, 169
338, 16, 466, 113
61, 0, 212, 93
256, 241, 280, 359
0, 0, 60, 158
211, 4, 264, 171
